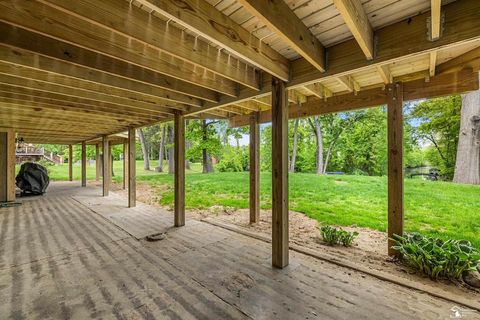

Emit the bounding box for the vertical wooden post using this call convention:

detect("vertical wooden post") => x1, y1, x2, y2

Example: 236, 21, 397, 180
123, 142, 127, 190
0, 128, 15, 202
128, 128, 136, 208
95, 143, 100, 181
271, 77, 289, 268
68, 144, 73, 182
81, 142, 87, 187
174, 112, 185, 227
387, 83, 404, 257
249, 112, 260, 224
102, 136, 110, 196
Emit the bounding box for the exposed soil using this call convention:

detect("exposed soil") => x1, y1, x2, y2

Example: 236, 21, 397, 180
112, 181, 480, 304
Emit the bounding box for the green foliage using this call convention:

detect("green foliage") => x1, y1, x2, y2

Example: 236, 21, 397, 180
409, 96, 461, 179
320, 225, 359, 246
217, 146, 248, 172
186, 120, 222, 162
392, 232, 480, 280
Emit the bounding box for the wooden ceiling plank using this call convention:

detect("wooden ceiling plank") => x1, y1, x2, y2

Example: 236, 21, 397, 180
136, 0, 289, 81
333, 0, 374, 60
0, 1, 238, 96
236, 0, 325, 72
0, 58, 195, 111
40, 0, 260, 90
0, 26, 217, 104
0, 72, 179, 116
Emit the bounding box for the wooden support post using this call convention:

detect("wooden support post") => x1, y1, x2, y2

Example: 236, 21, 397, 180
271, 77, 289, 268
81, 141, 87, 187
0, 128, 15, 202
123, 142, 127, 190
127, 128, 136, 207
102, 136, 110, 196
387, 83, 404, 257
174, 112, 185, 227
95, 143, 100, 181
249, 112, 260, 224
68, 144, 73, 182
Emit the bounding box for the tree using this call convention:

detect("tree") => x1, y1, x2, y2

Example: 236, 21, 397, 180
137, 128, 150, 170
307, 116, 323, 174
289, 118, 300, 172
453, 91, 480, 184
157, 124, 166, 172
185, 120, 221, 173
410, 96, 461, 179
167, 124, 174, 174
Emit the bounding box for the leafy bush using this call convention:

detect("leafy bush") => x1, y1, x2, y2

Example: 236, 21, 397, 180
217, 146, 248, 172
320, 225, 359, 247
391, 233, 480, 280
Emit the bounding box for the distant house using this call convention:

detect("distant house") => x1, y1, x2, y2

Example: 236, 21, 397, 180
16, 144, 63, 165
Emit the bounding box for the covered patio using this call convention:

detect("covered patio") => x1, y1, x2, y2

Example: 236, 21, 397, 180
0, 182, 464, 319
1, 0, 480, 318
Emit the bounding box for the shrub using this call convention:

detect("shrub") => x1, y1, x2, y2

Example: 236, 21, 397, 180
217, 146, 248, 172
320, 225, 359, 247
391, 233, 480, 280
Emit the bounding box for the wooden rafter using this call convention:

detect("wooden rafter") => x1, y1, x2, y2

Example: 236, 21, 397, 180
337, 76, 360, 93
333, 0, 374, 60
429, 51, 437, 77
237, 0, 325, 72
40, 0, 260, 91
0, 1, 238, 96
436, 46, 480, 74
0, 46, 208, 107
431, 0, 442, 41
135, 0, 289, 81
229, 69, 479, 127
377, 65, 393, 84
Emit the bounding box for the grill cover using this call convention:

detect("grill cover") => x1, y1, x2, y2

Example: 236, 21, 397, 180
16, 162, 50, 195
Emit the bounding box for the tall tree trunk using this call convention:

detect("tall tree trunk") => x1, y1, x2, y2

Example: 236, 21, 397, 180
157, 124, 166, 172
453, 91, 480, 184
202, 120, 214, 173
308, 117, 324, 174
137, 128, 150, 170
185, 120, 191, 170
289, 118, 300, 172
167, 125, 175, 174
313, 117, 324, 174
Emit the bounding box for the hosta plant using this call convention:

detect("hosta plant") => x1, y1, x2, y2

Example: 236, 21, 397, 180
320, 225, 359, 247
391, 232, 480, 280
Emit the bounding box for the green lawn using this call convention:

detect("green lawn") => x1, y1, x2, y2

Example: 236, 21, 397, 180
37, 160, 480, 247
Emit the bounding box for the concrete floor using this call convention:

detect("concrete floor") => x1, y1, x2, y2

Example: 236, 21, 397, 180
0, 182, 471, 319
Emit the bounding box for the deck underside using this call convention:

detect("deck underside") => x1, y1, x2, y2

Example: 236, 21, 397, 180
0, 182, 463, 319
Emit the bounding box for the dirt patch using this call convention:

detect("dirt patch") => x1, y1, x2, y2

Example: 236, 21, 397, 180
114, 181, 480, 303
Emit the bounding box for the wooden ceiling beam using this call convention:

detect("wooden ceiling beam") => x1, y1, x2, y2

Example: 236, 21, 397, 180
40, 0, 260, 91
136, 0, 289, 81
0, 25, 218, 104
0, 46, 207, 107
337, 76, 361, 93
0, 1, 238, 96
333, 0, 374, 60
0, 73, 179, 116
377, 65, 393, 84
236, 0, 325, 72
189, 1, 480, 116
436, 46, 480, 74
229, 69, 479, 127
303, 83, 333, 99
430, 0, 442, 41
429, 51, 437, 77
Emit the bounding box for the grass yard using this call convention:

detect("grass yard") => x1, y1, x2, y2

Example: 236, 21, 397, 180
37, 160, 480, 247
